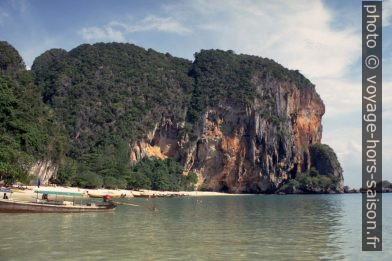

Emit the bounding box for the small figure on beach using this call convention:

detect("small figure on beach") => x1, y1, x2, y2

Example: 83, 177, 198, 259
3, 193, 8, 199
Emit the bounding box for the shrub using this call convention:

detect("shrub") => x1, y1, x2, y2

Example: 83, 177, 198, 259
53, 158, 77, 186
0, 162, 31, 186
127, 157, 198, 191
73, 171, 103, 189
278, 167, 338, 193
103, 176, 120, 189
126, 171, 152, 190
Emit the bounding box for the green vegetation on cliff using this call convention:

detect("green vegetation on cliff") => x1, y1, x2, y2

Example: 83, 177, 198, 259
32, 43, 193, 157
127, 157, 198, 191
309, 144, 342, 176
0, 41, 25, 73
32, 43, 194, 186
52, 156, 197, 191
31, 44, 314, 163
278, 144, 343, 194
186, 49, 312, 125
0, 41, 66, 185
278, 167, 339, 194
1, 41, 340, 193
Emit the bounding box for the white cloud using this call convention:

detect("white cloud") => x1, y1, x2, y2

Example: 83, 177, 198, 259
314, 78, 361, 117
321, 80, 392, 187
109, 15, 191, 34
79, 15, 191, 42
164, 0, 360, 78
324, 128, 361, 162
79, 26, 126, 42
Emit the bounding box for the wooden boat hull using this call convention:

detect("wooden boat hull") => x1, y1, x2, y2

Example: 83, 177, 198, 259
87, 193, 123, 199
0, 199, 116, 213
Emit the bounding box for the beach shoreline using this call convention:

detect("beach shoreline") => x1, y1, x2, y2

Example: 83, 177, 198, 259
5, 185, 247, 200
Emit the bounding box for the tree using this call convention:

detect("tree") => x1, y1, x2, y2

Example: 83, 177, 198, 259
126, 157, 198, 191
1, 42, 66, 185
126, 171, 151, 190
73, 171, 103, 189
53, 158, 77, 186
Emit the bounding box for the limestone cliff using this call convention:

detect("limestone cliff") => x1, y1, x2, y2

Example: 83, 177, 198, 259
130, 81, 342, 193
29, 160, 57, 185
29, 44, 343, 193
129, 50, 344, 193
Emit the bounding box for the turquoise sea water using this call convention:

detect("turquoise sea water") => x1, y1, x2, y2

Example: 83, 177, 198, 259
0, 194, 391, 260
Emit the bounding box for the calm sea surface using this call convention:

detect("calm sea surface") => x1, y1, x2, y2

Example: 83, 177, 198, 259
0, 194, 391, 260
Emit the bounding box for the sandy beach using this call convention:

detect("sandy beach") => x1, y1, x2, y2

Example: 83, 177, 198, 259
5, 185, 244, 201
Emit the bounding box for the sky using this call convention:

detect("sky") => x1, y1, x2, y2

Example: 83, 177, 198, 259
0, 0, 391, 188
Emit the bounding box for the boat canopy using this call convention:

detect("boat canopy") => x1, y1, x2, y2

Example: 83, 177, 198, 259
34, 190, 84, 197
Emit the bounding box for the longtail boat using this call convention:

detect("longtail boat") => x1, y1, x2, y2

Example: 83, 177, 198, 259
0, 190, 116, 213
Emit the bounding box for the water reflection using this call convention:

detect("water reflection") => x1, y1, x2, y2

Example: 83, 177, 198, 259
0, 194, 391, 260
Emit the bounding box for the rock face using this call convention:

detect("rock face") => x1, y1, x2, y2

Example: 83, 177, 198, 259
130, 80, 338, 193
29, 160, 57, 185
128, 51, 343, 193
